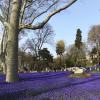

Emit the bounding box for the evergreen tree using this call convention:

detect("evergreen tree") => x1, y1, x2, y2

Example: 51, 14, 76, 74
38, 48, 53, 66
75, 28, 83, 66
75, 28, 82, 49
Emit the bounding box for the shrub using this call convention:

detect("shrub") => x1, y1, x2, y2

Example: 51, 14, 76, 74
65, 58, 75, 67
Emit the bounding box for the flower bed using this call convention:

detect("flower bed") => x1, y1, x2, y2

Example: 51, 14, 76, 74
0, 71, 100, 99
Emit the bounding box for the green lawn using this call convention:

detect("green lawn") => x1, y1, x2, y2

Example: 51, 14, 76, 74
91, 70, 100, 73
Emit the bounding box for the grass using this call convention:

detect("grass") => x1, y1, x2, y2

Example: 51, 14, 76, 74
69, 73, 91, 78
91, 70, 100, 73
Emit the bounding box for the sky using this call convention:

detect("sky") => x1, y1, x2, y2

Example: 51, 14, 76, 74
43, 0, 100, 57
0, 0, 100, 58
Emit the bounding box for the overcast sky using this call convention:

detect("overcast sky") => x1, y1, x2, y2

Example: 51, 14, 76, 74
43, 0, 100, 57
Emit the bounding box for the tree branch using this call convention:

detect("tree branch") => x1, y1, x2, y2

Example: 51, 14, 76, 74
20, 0, 27, 24
25, 0, 36, 8
0, 15, 10, 28
19, 0, 77, 30
0, 15, 5, 25
29, 0, 59, 24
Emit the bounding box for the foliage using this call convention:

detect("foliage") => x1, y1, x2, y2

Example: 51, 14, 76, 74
66, 43, 86, 67
75, 28, 82, 49
91, 70, 100, 73
38, 48, 53, 66
56, 40, 65, 55
88, 25, 100, 44
25, 24, 54, 59
53, 57, 63, 70
73, 29, 87, 66
56, 40, 65, 66
88, 25, 100, 65
54, 57, 60, 66
89, 47, 98, 65
65, 56, 75, 67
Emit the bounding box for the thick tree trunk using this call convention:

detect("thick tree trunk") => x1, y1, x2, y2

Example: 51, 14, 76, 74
6, 0, 21, 82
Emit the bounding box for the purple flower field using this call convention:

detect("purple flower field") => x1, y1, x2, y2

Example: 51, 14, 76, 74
0, 71, 100, 100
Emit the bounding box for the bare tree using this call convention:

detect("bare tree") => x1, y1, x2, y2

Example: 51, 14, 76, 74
88, 25, 100, 65
0, 0, 78, 82
26, 24, 54, 59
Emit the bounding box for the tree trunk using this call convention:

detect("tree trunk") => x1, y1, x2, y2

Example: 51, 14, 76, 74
96, 42, 100, 66
6, 0, 22, 82
60, 54, 62, 66
75, 48, 78, 66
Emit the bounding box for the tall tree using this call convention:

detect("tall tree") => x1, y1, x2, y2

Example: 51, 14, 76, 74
88, 25, 100, 65
26, 24, 54, 59
56, 40, 65, 66
38, 48, 53, 67
75, 28, 82, 49
66, 43, 86, 67
74, 28, 83, 66
0, 0, 78, 82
